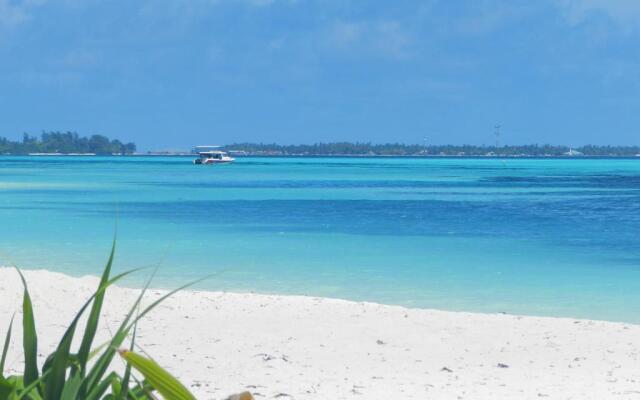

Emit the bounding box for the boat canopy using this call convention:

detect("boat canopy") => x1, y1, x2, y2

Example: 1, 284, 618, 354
194, 145, 221, 152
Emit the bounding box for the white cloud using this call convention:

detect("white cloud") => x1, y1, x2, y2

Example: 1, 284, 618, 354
0, 0, 45, 37
328, 21, 365, 48
558, 0, 640, 31
324, 20, 414, 60
244, 0, 275, 6
453, 2, 537, 36
0, 0, 30, 28
60, 48, 102, 68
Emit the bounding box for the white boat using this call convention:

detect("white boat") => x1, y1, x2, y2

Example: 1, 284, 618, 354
563, 147, 583, 156
193, 151, 235, 164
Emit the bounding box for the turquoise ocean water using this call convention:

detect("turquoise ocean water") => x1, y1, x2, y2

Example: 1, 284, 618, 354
1, 156, 639, 322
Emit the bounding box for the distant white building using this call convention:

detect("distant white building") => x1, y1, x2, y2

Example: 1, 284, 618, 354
564, 147, 583, 156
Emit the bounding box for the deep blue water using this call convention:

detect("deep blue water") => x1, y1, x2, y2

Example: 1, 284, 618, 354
1, 156, 639, 322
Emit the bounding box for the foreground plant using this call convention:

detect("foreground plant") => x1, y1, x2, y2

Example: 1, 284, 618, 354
0, 241, 203, 399
118, 350, 195, 400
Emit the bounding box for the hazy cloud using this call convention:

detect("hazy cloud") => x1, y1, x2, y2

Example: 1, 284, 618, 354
0, 0, 37, 29
324, 20, 414, 60
452, 1, 537, 35
557, 0, 640, 31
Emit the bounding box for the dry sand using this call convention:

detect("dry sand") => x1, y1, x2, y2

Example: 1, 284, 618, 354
1, 268, 640, 399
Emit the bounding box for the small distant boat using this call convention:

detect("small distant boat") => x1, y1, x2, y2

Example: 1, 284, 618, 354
193, 150, 235, 165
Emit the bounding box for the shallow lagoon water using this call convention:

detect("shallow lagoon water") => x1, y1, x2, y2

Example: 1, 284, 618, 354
1, 156, 640, 322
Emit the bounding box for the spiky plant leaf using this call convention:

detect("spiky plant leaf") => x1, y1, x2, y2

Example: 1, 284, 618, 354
14, 268, 39, 389
119, 350, 196, 400
1, 314, 14, 377
81, 268, 159, 399
84, 273, 210, 399
78, 239, 117, 374
59, 373, 82, 400
85, 371, 121, 400
43, 269, 139, 399
16, 369, 50, 400
0, 376, 16, 399
116, 315, 138, 400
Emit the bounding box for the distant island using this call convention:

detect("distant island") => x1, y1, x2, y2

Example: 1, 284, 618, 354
2, 134, 640, 157
219, 142, 640, 157
0, 131, 136, 155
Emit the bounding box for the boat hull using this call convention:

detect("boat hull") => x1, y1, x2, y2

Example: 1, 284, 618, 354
194, 158, 235, 165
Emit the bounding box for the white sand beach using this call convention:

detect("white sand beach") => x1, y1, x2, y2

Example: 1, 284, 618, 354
1, 268, 639, 399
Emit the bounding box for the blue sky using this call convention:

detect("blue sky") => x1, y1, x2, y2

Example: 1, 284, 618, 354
1, 0, 639, 150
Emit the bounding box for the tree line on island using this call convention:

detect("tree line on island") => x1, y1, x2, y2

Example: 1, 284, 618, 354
221, 142, 640, 156
0, 131, 136, 155
2, 133, 639, 156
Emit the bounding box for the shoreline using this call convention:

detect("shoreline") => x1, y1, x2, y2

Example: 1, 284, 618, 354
3, 153, 640, 158
8, 266, 637, 325
1, 268, 640, 399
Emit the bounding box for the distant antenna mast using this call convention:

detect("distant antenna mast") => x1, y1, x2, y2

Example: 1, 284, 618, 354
494, 124, 501, 148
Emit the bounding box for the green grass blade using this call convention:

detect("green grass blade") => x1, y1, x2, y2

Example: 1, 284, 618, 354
59, 373, 82, 400
110, 374, 122, 397
78, 239, 116, 374
0, 376, 16, 399
84, 271, 216, 398
81, 268, 159, 398
45, 312, 88, 398
16, 369, 50, 400
130, 376, 158, 400
14, 268, 39, 389
1, 314, 14, 376
87, 340, 110, 362
44, 268, 141, 400
118, 363, 133, 400
119, 350, 196, 400
84, 372, 120, 400
116, 315, 138, 400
